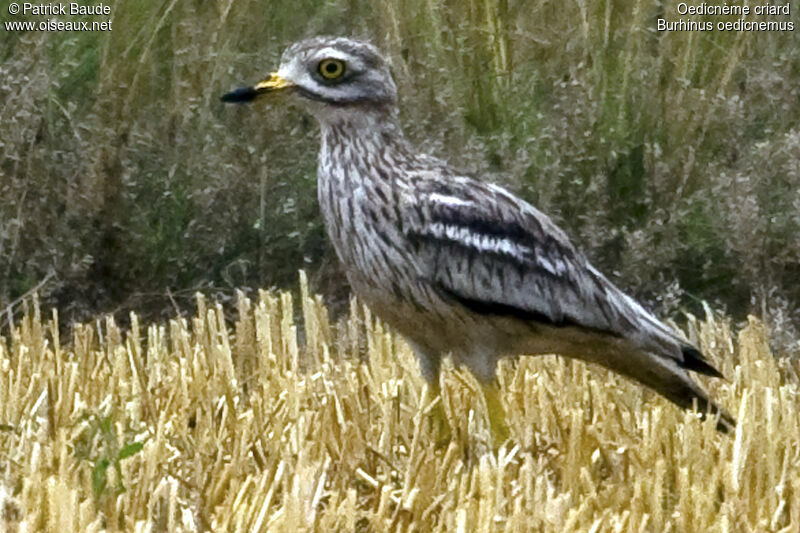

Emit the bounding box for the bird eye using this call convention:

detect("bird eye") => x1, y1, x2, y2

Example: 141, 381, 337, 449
318, 58, 345, 80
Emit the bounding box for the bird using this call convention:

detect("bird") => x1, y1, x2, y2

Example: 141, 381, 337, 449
222, 36, 735, 440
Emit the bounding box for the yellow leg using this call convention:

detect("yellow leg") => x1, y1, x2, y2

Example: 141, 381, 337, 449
423, 380, 452, 445
481, 381, 510, 446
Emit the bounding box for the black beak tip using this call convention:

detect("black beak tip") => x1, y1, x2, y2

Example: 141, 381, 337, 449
221, 86, 258, 103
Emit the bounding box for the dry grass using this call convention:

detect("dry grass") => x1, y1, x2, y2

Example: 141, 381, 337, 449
1, 273, 798, 532
3, 0, 799, 326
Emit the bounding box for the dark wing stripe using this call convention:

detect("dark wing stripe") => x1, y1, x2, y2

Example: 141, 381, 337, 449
407, 227, 523, 260
436, 284, 621, 337
426, 199, 575, 275
680, 345, 724, 378
429, 205, 532, 244
407, 230, 562, 282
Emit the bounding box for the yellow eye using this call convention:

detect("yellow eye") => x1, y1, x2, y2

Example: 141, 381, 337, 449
318, 58, 345, 80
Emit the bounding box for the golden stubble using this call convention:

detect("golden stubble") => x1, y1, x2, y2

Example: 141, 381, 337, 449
0, 272, 797, 532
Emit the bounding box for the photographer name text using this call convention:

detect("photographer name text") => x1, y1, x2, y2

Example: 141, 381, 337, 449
5, 2, 113, 32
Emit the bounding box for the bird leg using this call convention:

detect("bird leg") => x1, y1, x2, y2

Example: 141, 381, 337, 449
424, 376, 510, 448
422, 379, 452, 446
481, 381, 510, 447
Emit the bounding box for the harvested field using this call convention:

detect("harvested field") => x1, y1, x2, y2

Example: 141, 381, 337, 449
1, 275, 798, 532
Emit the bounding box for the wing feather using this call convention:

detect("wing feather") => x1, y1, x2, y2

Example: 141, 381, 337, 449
397, 170, 731, 429
402, 175, 677, 353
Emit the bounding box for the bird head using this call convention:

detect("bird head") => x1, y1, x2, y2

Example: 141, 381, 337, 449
221, 37, 398, 122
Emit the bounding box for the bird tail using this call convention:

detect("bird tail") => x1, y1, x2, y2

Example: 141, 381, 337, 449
622, 352, 736, 433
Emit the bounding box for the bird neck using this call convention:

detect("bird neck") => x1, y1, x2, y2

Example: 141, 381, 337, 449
315, 107, 411, 280
318, 107, 412, 175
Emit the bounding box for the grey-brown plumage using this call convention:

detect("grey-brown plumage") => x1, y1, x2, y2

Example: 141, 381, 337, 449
223, 36, 734, 432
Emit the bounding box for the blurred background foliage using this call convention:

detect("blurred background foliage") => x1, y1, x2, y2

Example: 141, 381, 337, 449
1, 0, 798, 341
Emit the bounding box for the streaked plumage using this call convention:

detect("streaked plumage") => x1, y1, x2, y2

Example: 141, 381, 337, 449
223, 36, 734, 433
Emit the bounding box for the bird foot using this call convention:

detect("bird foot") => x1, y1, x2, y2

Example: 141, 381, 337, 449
481, 382, 510, 449
422, 389, 453, 448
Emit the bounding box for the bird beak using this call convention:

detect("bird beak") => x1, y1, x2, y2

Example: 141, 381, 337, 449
221, 72, 293, 103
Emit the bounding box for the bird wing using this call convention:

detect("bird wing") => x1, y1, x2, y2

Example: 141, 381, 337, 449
400, 173, 682, 357
398, 172, 731, 429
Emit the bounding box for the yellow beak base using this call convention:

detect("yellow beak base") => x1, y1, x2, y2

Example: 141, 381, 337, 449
254, 73, 292, 91
221, 72, 292, 103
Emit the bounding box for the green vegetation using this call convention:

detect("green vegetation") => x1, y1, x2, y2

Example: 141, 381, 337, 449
73, 412, 146, 499
1, 1, 799, 332
1, 279, 798, 530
